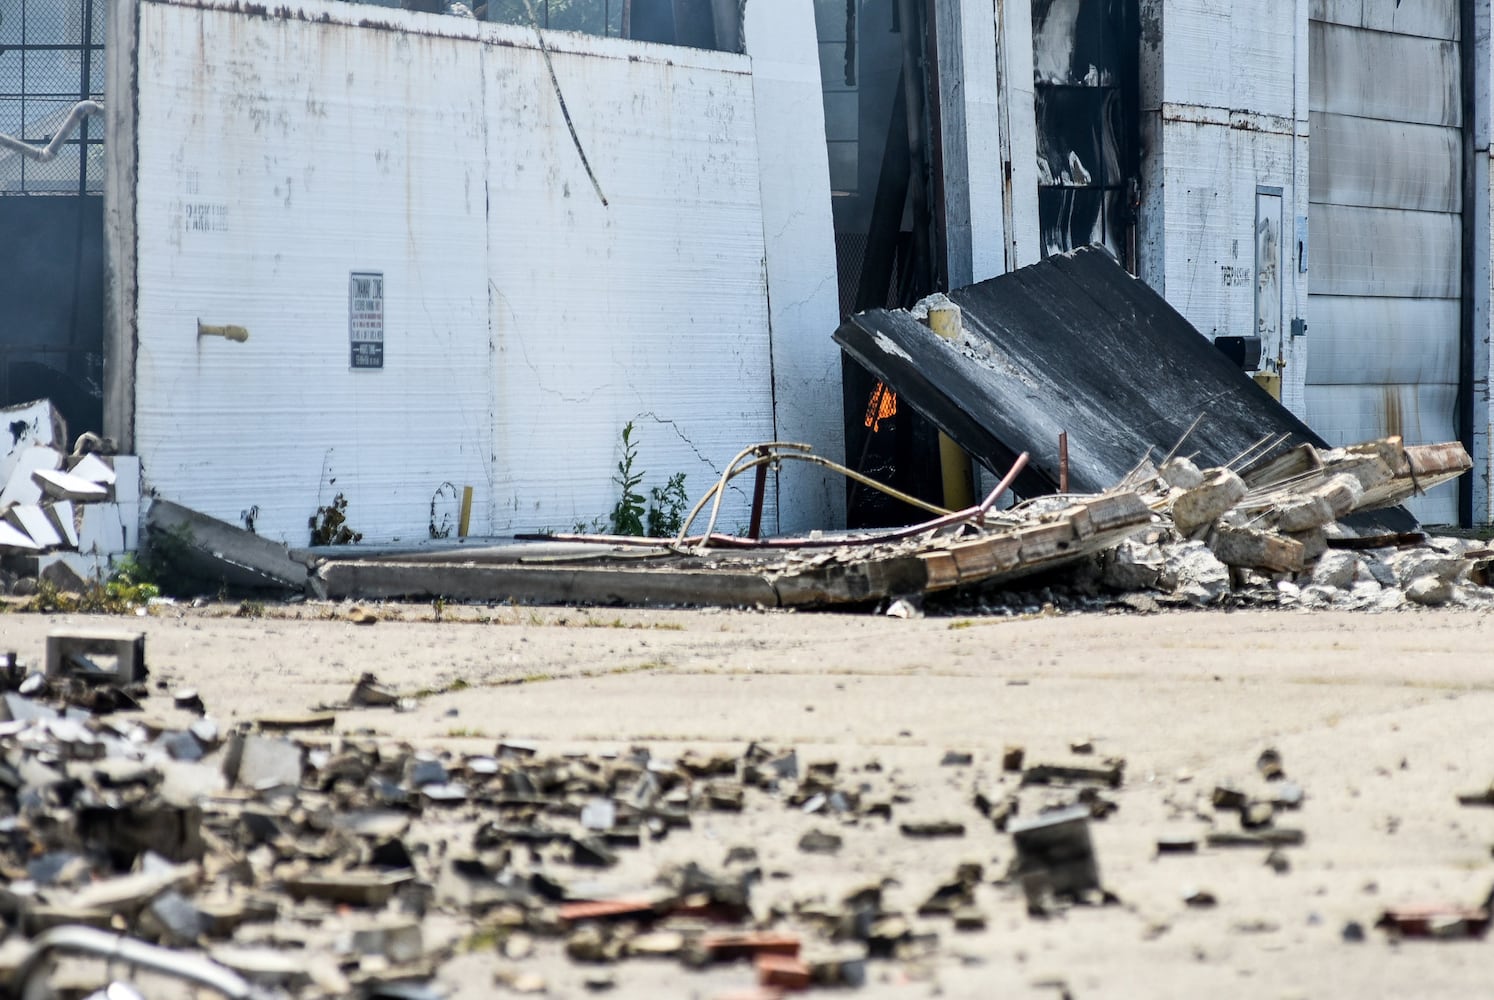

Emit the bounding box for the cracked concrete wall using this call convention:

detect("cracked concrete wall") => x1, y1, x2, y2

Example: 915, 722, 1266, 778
128, 0, 830, 543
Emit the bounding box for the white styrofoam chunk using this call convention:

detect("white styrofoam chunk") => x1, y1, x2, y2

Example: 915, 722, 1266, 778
44, 500, 79, 548
0, 520, 41, 552
76, 503, 127, 556
3, 505, 62, 549
69, 453, 118, 487
0, 447, 64, 508
111, 456, 142, 504
37, 551, 109, 584
0, 400, 67, 483
33, 468, 109, 503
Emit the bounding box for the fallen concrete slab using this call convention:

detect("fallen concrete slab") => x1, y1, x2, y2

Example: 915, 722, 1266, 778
146, 499, 309, 593
833, 247, 1417, 533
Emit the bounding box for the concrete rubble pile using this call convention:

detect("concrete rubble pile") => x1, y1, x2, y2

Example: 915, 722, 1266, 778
0, 399, 142, 593
1094, 436, 1486, 611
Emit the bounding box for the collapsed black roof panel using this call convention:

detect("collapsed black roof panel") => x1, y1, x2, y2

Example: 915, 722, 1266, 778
834, 246, 1416, 528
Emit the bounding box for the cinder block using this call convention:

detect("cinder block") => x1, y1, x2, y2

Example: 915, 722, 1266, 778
45, 629, 147, 685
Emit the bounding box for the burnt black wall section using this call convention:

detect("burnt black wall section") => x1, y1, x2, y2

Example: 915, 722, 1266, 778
0, 194, 105, 436
1032, 0, 1139, 266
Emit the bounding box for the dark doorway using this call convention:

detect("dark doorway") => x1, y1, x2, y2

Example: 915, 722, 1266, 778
817, 0, 942, 528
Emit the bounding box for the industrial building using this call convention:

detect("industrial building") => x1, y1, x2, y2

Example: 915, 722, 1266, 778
1, 0, 1488, 543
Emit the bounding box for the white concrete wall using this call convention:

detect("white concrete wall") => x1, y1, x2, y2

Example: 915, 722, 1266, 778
128, 0, 839, 544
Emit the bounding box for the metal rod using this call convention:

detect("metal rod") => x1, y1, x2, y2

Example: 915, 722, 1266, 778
747, 447, 768, 540
1058, 431, 1069, 493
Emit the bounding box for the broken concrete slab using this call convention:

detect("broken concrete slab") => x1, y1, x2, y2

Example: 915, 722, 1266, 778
66, 453, 117, 488
1210, 526, 1304, 574
1173, 470, 1247, 535
42, 501, 78, 548
147, 498, 309, 593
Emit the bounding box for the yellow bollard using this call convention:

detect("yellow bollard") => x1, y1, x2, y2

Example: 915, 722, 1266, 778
458, 485, 473, 538
926, 303, 975, 509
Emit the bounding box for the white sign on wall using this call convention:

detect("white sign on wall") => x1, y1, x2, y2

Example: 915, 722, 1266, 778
349, 271, 384, 369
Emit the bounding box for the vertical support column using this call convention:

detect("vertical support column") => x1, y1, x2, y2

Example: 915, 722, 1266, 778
994, 0, 1042, 270
744, 0, 845, 534
1280, 0, 1310, 418
931, 0, 1008, 288
1464, 0, 1492, 525
103, 0, 139, 452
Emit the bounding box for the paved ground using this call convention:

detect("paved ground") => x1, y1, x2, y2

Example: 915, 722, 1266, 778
4, 602, 1494, 998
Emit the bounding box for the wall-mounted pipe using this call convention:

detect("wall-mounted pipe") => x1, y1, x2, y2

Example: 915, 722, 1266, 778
198, 320, 250, 342
0, 100, 104, 162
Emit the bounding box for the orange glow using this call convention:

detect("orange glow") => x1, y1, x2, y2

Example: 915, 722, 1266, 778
864, 382, 898, 432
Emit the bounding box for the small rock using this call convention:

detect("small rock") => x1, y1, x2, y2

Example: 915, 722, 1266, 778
1183, 889, 1217, 908
941, 750, 974, 767
798, 829, 843, 855
899, 820, 965, 838
1342, 921, 1365, 942
1265, 849, 1291, 874
1002, 746, 1026, 772
952, 905, 987, 931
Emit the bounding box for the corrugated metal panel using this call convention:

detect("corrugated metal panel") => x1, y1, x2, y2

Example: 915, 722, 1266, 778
1308, 21, 1460, 127
1306, 203, 1460, 298
1305, 296, 1460, 384
1307, 112, 1460, 213
1305, 383, 1458, 448
1307, 0, 1458, 41
1304, 381, 1459, 523
132, 0, 781, 543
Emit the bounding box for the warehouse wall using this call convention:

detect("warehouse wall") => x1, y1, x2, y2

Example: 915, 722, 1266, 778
1304, 0, 1462, 524
119, 0, 839, 544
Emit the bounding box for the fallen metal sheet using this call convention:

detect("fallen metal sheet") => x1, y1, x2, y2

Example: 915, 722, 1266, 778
832, 246, 1417, 532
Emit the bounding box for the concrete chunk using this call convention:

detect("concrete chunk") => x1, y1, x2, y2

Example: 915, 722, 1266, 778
1211, 527, 1304, 574
1275, 495, 1335, 532
1162, 541, 1229, 605
231, 736, 304, 790
1172, 469, 1247, 534
1310, 551, 1359, 590
1310, 474, 1363, 517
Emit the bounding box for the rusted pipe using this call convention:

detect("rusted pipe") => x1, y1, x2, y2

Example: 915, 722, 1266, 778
747, 446, 769, 540
1058, 431, 1069, 493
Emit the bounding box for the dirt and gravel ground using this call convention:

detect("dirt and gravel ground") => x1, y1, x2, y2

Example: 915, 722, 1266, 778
4, 601, 1494, 998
